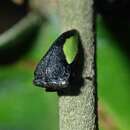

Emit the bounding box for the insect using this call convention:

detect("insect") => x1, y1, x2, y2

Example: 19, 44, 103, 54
33, 29, 79, 91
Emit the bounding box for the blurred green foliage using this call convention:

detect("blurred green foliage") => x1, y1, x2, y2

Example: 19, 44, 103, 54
63, 33, 78, 64
97, 16, 130, 130
0, 22, 59, 130
0, 14, 130, 130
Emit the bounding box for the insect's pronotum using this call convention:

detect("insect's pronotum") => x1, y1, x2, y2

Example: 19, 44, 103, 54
33, 30, 79, 90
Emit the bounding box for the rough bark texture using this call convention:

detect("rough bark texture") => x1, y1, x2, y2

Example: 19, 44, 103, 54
59, 0, 96, 130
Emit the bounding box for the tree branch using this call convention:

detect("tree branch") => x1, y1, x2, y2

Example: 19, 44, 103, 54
58, 0, 97, 130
